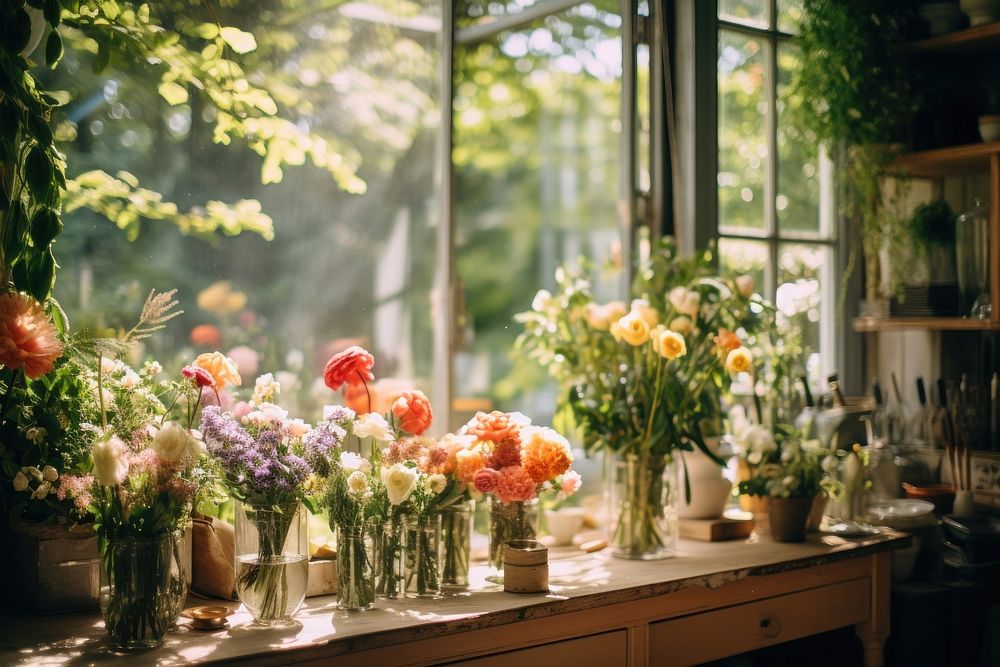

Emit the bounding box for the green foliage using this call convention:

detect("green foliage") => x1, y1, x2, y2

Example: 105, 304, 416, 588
907, 199, 954, 251
737, 434, 826, 499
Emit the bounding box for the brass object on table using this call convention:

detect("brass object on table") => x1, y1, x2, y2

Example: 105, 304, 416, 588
181, 605, 236, 631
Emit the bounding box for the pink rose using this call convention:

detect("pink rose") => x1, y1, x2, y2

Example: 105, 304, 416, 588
473, 468, 500, 494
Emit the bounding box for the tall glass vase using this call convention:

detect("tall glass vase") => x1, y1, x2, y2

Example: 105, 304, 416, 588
234, 501, 308, 625
99, 529, 188, 649
372, 516, 404, 599
439, 500, 473, 590
488, 498, 539, 573
335, 523, 375, 610
405, 513, 441, 598
606, 451, 678, 560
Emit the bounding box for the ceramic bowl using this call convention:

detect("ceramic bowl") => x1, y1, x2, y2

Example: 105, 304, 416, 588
544, 507, 585, 546
902, 482, 956, 514
866, 498, 936, 530
979, 115, 1000, 142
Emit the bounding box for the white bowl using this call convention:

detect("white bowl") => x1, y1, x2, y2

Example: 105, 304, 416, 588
544, 507, 585, 546
979, 115, 1000, 142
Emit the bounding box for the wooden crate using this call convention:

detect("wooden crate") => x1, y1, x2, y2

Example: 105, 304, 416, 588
3, 522, 100, 615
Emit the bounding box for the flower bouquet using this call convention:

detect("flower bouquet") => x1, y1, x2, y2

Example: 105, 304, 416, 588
200, 363, 315, 625
452, 410, 578, 574
516, 240, 767, 559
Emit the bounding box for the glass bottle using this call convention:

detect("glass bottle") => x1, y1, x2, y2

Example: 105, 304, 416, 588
955, 198, 991, 319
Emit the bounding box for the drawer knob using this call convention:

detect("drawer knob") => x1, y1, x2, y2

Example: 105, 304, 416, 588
759, 616, 782, 638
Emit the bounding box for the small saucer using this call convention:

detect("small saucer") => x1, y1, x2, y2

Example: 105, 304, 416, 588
181, 605, 236, 631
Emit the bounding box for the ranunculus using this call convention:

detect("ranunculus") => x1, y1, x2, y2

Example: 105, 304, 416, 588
725, 346, 753, 374
381, 463, 418, 505
0, 292, 63, 379
736, 274, 755, 297
340, 451, 372, 474
464, 411, 522, 444
193, 352, 242, 389
714, 329, 742, 353
353, 412, 394, 441
182, 365, 216, 388
323, 345, 375, 391
346, 470, 370, 498
228, 345, 259, 379
284, 418, 311, 438
630, 299, 658, 328
12, 471, 28, 492
654, 328, 687, 360
92, 434, 129, 486
41, 465, 58, 482
455, 445, 486, 484
559, 470, 582, 500
152, 422, 203, 463
426, 473, 447, 494
473, 468, 500, 494
190, 323, 222, 348
613, 310, 650, 346
668, 315, 692, 335
391, 390, 433, 436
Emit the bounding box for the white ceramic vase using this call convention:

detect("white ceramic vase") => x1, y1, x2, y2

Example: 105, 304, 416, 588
544, 507, 585, 546
677, 438, 734, 520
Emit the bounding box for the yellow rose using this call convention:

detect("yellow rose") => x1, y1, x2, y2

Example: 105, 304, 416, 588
193, 351, 243, 389
615, 311, 650, 346
725, 346, 753, 374
654, 328, 687, 360
630, 299, 659, 328
668, 315, 692, 335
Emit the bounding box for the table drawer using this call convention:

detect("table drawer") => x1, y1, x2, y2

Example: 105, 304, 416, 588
444, 630, 627, 667
650, 577, 871, 665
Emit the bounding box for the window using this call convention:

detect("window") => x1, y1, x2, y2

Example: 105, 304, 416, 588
715, 0, 835, 389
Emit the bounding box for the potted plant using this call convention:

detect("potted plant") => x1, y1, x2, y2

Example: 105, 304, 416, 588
904, 200, 956, 288
790, 1, 917, 307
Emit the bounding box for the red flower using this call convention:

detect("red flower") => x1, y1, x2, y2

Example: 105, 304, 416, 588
473, 468, 500, 494
182, 365, 216, 388
0, 292, 62, 379
323, 346, 375, 391
391, 390, 433, 435
190, 324, 222, 348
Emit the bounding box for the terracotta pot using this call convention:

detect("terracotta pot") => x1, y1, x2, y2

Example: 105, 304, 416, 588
767, 497, 814, 543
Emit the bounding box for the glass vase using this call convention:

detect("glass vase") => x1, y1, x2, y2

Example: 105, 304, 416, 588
372, 516, 405, 600
99, 529, 188, 649
606, 451, 678, 560
335, 523, 375, 610
439, 500, 473, 590
956, 198, 991, 319
405, 513, 441, 598
488, 498, 539, 573
234, 501, 308, 626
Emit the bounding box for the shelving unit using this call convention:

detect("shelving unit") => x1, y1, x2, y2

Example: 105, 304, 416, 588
904, 22, 1000, 54
852, 317, 1000, 333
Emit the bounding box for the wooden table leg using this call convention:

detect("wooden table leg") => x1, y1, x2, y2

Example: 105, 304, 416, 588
855, 551, 891, 667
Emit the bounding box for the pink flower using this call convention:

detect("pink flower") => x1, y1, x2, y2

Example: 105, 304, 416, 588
182, 365, 216, 388
559, 470, 582, 499
55, 474, 94, 511
324, 346, 375, 391
494, 465, 537, 503
0, 292, 63, 379
227, 345, 259, 379
473, 468, 500, 494
231, 401, 252, 420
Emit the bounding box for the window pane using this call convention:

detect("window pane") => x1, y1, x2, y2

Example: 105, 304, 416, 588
777, 0, 804, 34
719, 238, 768, 299
637, 43, 651, 193
776, 41, 822, 235
453, 3, 622, 428
718, 0, 769, 29
457, 1, 624, 31
777, 244, 829, 387
54, 1, 443, 422
718, 31, 768, 234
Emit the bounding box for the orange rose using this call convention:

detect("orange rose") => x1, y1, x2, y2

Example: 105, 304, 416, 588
465, 411, 521, 444
714, 328, 741, 353
192, 351, 242, 390
391, 390, 433, 435
520, 426, 573, 484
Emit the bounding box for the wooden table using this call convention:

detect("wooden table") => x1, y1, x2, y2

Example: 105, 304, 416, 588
0, 531, 909, 667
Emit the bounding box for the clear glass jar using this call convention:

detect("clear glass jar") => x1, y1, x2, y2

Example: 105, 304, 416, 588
335, 523, 375, 610
405, 513, 442, 598
439, 500, 473, 590
234, 501, 308, 625
606, 451, 679, 560
824, 447, 872, 523
99, 529, 188, 649
372, 516, 404, 599
956, 198, 991, 319
488, 498, 539, 572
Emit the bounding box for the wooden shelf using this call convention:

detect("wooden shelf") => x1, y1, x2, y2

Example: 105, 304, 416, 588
905, 22, 1000, 54
890, 141, 1000, 177
853, 316, 1000, 333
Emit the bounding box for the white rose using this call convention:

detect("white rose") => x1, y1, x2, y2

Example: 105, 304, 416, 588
25, 427, 47, 444
41, 465, 58, 482
242, 402, 289, 427
152, 422, 201, 463
381, 464, 418, 506
284, 418, 312, 438
353, 413, 394, 441
736, 274, 755, 297
24, 466, 42, 481
12, 471, 29, 492
532, 289, 553, 312
426, 473, 447, 495
346, 470, 370, 498
119, 370, 141, 389
92, 434, 129, 486
340, 451, 372, 474
32, 481, 51, 500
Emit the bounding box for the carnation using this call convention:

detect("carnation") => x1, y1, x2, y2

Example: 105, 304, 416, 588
520, 426, 573, 484
493, 465, 537, 503
0, 292, 63, 379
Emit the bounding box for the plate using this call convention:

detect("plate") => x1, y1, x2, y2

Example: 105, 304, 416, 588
866, 499, 935, 523
820, 519, 881, 537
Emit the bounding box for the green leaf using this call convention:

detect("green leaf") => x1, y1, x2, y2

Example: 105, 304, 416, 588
100, 0, 120, 20
157, 80, 188, 106
4, 9, 31, 55
45, 29, 63, 68
43, 0, 60, 26
193, 23, 220, 39
29, 208, 62, 248
2, 201, 28, 264
27, 247, 56, 301
47, 297, 69, 336
220, 27, 257, 54
24, 144, 53, 201
27, 113, 53, 147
